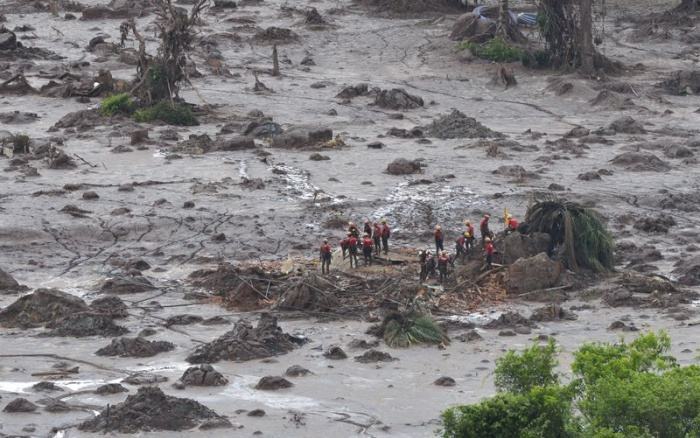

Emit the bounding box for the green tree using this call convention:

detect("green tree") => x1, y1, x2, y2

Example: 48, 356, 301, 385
494, 339, 558, 393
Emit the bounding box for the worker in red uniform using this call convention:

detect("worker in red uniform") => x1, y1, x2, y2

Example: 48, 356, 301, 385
348, 234, 359, 268
480, 214, 493, 247
319, 239, 332, 274
381, 219, 391, 254
363, 219, 372, 237
362, 234, 374, 266
484, 237, 495, 269
438, 250, 450, 283
372, 222, 382, 255
455, 233, 466, 262
348, 222, 360, 239
340, 233, 351, 259
506, 214, 519, 234
464, 220, 475, 252
434, 225, 444, 254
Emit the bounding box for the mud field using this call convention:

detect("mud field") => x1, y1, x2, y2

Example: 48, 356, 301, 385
1, 0, 700, 436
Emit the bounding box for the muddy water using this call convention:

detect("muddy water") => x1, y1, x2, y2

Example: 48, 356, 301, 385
1, 0, 700, 435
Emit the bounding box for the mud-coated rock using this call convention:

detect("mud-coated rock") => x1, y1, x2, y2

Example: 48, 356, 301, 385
455, 329, 482, 342
165, 314, 204, 327
673, 256, 700, 286
255, 376, 293, 390
434, 376, 456, 387
374, 88, 423, 110
32, 381, 63, 392
507, 253, 562, 294
215, 136, 255, 151
0, 288, 89, 328
0, 267, 27, 294
96, 336, 175, 357
79, 387, 229, 433
90, 296, 129, 318
484, 311, 534, 330
386, 158, 422, 175
285, 365, 312, 377
634, 215, 676, 233
95, 383, 128, 395
611, 152, 671, 172
187, 313, 304, 363
121, 373, 168, 385
100, 274, 156, 294
354, 349, 396, 363
3, 398, 37, 413
179, 364, 228, 387
323, 345, 348, 360
44, 312, 128, 337
530, 304, 577, 322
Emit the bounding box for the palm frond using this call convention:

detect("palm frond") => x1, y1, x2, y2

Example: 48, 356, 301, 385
381, 313, 449, 348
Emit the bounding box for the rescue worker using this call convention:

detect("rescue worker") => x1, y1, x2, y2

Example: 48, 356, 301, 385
372, 222, 382, 255
381, 219, 391, 254
434, 225, 444, 254
348, 222, 360, 239
484, 237, 495, 269
362, 233, 374, 266
419, 250, 428, 282
506, 214, 519, 234
464, 220, 475, 252
319, 239, 332, 274
348, 233, 359, 268
340, 233, 351, 259
438, 250, 450, 283
480, 214, 493, 247
455, 233, 466, 262
363, 219, 372, 237
426, 250, 437, 278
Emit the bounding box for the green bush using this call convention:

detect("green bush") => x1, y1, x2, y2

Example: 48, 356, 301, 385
100, 93, 136, 116
442, 386, 573, 438
458, 37, 524, 63
134, 101, 199, 126
442, 332, 699, 438
495, 339, 559, 393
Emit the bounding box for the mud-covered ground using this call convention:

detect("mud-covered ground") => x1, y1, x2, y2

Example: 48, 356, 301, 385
1, 0, 700, 435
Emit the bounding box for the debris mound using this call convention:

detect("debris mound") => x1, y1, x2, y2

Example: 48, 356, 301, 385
492, 165, 540, 181
484, 312, 535, 330
95, 383, 128, 395
434, 376, 456, 387
606, 116, 646, 134
178, 365, 229, 387
100, 272, 156, 294
660, 70, 700, 95
78, 386, 229, 433
374, 88, 423, 110
610, 152, 671, 172
386, 158, 422, 175
634, 215, 676, 233
530, 304, 577, 322
421, 110, 501, 139
186, 313, 304, 363
673, 256, 700, 286
96, 336, 175, 357
255, 376, 293, 390
275, 274, 339, 311
44, 312, 128, 337
336, 83, 369, 99
0, 288, 88, 328
3, 398, 37, 413
122, 373, 168, 385
90, 296, 129, 318
166, 314, 204, 327
0, 267, 28, 293
32, 381, 63, 392
354, 349, 397, 363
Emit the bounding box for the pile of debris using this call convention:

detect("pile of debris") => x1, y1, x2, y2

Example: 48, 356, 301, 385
420, 110, 502, 139
0, 288, 88, 328
186, 313, 305, 363
78, 387, 230, 433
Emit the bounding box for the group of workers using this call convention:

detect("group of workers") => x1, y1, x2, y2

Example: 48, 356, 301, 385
318, 212, 521, 280
319, 219, 391, 273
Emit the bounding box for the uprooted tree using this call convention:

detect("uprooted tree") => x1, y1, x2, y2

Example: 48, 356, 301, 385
122, 0, 208, 105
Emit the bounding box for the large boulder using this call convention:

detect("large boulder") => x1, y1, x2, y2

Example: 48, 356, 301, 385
501, 232, 551, 265
507, 253, 562, 294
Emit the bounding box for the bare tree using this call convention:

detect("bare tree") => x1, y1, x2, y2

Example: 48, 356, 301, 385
497, 0, 509, 37
124, 0, 209, 104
